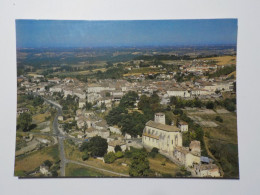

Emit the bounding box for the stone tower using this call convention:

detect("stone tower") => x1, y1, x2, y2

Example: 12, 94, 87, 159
154, 113, 165, 125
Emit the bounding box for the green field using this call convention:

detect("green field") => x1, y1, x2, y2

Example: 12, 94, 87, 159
65, 163, 116, 177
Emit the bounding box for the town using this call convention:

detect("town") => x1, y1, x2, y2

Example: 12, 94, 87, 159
15, 46, 238, 178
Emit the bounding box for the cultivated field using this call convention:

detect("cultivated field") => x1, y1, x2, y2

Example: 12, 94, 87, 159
203, 55, 236, 66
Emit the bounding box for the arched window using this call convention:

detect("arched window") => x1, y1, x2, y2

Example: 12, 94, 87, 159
175, 135, 178, 146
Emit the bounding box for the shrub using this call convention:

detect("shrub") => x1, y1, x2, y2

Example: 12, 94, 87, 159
215, 116, 223, 123
124, 150, 132, 158
161, 161, 166, 166
104, 152, 116, 164
51, 170, 58, 177
149, 147, 159, 158
206, 101, 215, 109
115, 151, 124, 158
151, 147, 159, 153
173, 108, 183, 115
82, 152, 89, 161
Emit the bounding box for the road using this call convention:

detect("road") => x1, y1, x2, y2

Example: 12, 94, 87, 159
47, 97, 66, 176
42, 97, 129, 177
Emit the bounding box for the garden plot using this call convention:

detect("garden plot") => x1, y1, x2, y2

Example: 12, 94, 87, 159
188, 115, 218, 127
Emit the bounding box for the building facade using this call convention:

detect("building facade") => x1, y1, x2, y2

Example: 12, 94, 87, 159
142, 113, 182, 153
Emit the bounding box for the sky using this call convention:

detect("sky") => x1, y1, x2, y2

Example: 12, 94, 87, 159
16, 19, 237, 48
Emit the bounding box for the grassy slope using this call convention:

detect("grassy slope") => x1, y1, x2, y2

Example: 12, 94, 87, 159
14, 144, 59, 175
198, 112, 239, 178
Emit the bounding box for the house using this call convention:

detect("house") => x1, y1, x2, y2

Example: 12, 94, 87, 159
98, 130, 110, 139
78, 99, 86, 108
178, 121, 189, 132
39, 165, 51, 176
17, 108, 29, 115
107, 140, 127, 153
174, 146, 201, 167
48, 77, 61, 84
85, 127, 99, 137
125, 133, 132, 139
142, 113, 182, 153
167, 88, 191, 98
194, 164, 220, 177
87, 93, 101, 103
58, 116, 63, 121
189, 140, 201, 155
33, 74, 44, 79
49, 86, 62, 93
109, 126, 122, 135
94, 120, 108, 130
77, 118, 86, 129
73, 89, 86, 99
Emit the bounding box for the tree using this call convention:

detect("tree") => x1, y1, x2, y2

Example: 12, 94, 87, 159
105, 106, 127, 126
101, 102, 106, 110
33, 96, 44, 106
85, 102, 92, 110
79, 142, 89, 152
119, 91, 138, 108
87, 136, 108, 157
114, 145, 122, 152
120, 111, 146, 137
170, 96, 178, 105
17, 113, 32, 131
138, 95, 150, 110
206, 101, 215, 109
129, 150, 151, 177
43, 160, 52, 168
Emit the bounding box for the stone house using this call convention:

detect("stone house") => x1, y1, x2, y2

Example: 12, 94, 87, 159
178, 121, 189, 132
174, 146, 200, 167
167, 87, 191, 98
39, 165, 51, 176
78, 99, 86, 108
194, 164, 220, 177
107, 140, 127, 153
17, 108, 30, 115
109, 126, 122, 135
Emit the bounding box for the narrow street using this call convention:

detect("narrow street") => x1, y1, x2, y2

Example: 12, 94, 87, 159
49, 98, 66, 176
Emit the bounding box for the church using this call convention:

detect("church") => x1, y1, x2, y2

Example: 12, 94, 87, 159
142, 113, 182, 153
